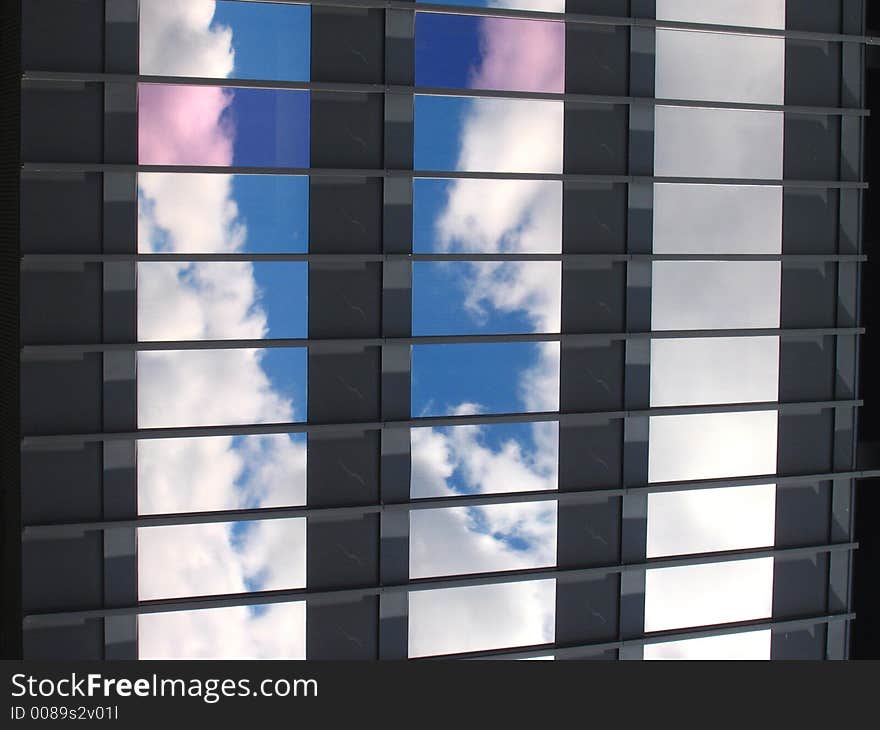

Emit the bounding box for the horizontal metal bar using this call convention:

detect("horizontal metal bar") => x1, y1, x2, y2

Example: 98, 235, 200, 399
20, 399, 862, 447
449, 613, 855, 660
241, 0, 880, 46
21, 542, 854, 626
20, 163, 868, 189
21, 470, 880, 538
19, 252, 869, 264
19, 328, 865, 357
21, 71, 870, 118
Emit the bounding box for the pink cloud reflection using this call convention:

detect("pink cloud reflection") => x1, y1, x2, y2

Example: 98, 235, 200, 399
470, 18, 564, 94
138, 84, 235, 165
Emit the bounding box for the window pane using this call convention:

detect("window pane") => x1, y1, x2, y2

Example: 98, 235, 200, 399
416, 14, 563, 93
412, 342, 560, 416
645, 558, 774, 632
648, 411, 778, 483
139, 84, 309, 167
138, 348, 307, 428
652, 261, 781, 330
653, 184, 781, 254
650, 337, 779, 406
408, 579, 555, 657
647, 484, 776, 557
656, 0, 785, 29
139, 602, 305, 659
138, 434, 306, 515
140, 0, 310, 82
414, 178, 562, 254
137, 517, 306, 600
413, 262, 560, 335
654, 107, 783, 179
415, 96, 563, 173
139, 262, 307, 340
410, 501, 556, 578
416, 0, 564, 11
656, 30, 784, 104
644, 629, 771, 660
139, 174, 308, 254
411, 422, 558, 498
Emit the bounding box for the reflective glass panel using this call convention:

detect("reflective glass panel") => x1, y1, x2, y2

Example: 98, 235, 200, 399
408, 579, 555, 657
416, 14, 564, 93
138, 602, 305, 659
410, 501, 557, 578
656, 0, 785, 29
644, 630, 771, 660
137, 517, 306, 600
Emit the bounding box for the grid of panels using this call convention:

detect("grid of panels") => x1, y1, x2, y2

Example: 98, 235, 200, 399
16, 0, 867, 660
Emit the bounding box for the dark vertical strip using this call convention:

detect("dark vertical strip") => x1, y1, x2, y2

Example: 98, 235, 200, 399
0, 0, 22, 660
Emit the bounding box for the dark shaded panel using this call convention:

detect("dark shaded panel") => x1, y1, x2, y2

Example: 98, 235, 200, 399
21, 83, 103, 164
308, 432, 380, 507
22, 534, 103, 612
307, 597, 379, 659
557, 496, 621, 568
785, 0, 842, 33
775, 483, 832, 548
771, 625, 827, 660
308, 349, 381, 422
773, 554, 830, 617
780, 263, 837, 329
21, 0, 104, 73
778, 337, 836, 402
21, 444, 102, 523
560, 262, 626, 333
555, 573, 620, 646
20, 267, 102, 344
307, 515, 380, 590
562, 182, 627, 253
783, 115, 841, 180
564, 105, 629, 175
782, 190, 839, 254
785, 41, 841, 107
311, 92, 384, 169
23, 621, 104, 661
560, 343, 625, 411
559, 422, 623, 491
565, 25, 629, 96
20, 355, 102, 435
20, 174, 102, 254
310, 178, 383, 253
309, 265, 382, 338
311, 8, 384, 84
777, 411, 835, 475
566, 0, 630, 13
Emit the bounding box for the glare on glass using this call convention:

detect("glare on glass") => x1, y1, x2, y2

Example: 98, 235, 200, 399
138, 602, 306, 659
654, 106, 783, 179
651, 261, 781, 330
648, 411, 778, 483
644, 629, 771, 660
656, 0, 785, 29
652, 184, 782, 254
408, 579, 555, 657
644, 558, 774, 632
137, 517, 306, 600
646, 484, 776, 557
656, 30, 784, 104
409, 501, 557, 578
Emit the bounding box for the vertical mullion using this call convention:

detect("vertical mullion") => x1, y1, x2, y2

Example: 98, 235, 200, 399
101, 0, 139, 660
379, 5, 414, 660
